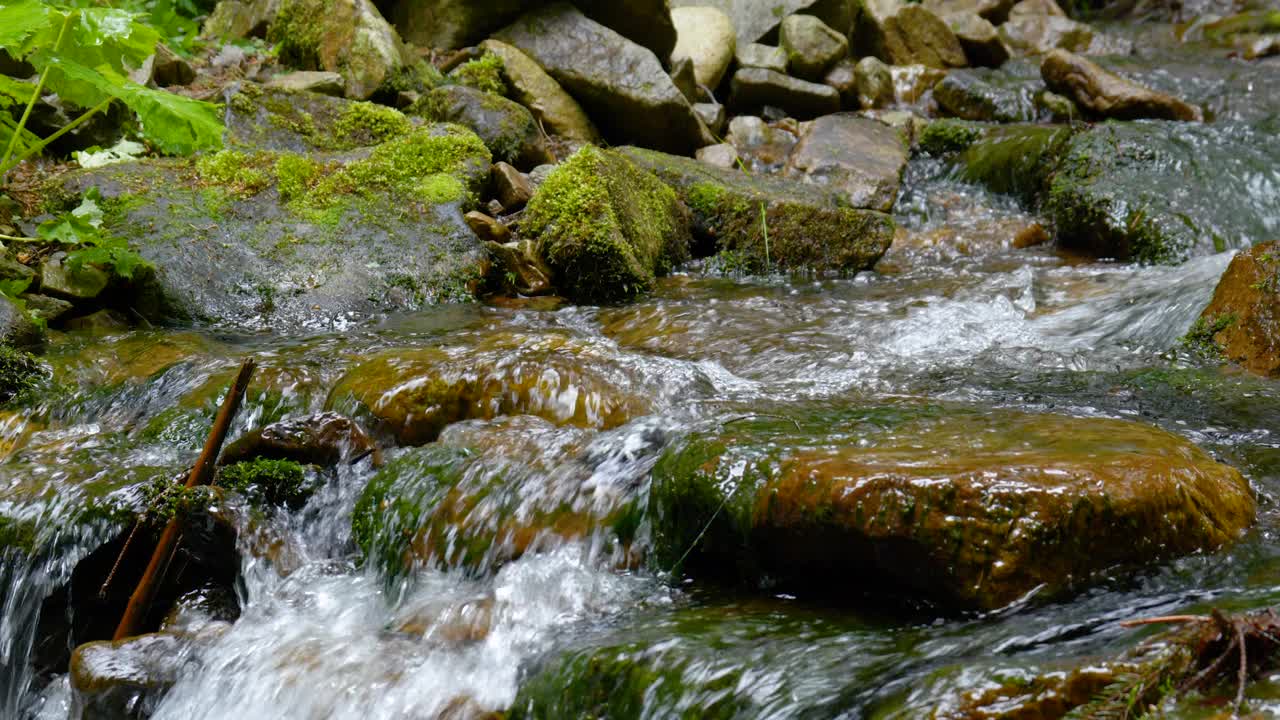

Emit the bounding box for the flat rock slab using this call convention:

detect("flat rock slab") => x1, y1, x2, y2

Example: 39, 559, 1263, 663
494, 2, 712, 154
784, 113, 908, 212
649, 403, 1255, 610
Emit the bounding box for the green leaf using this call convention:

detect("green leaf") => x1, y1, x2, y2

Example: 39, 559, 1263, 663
0, 115, 40, 157
36, 210, 99, 244
0, 277, 32, 300
0, 76, 35, 107
0, 0, 53, 55
66, 237, 149, 280
65, 7, 160, 73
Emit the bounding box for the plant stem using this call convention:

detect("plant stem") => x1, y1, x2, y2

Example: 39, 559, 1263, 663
0, 98, 114, 177
759, 202, 770, 270
0, 12, 72, 179
0, 234, 41, 243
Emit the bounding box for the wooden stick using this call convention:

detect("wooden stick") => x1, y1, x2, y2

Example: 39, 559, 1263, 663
112, 359, 256, 641
1120, 614, 1210, 628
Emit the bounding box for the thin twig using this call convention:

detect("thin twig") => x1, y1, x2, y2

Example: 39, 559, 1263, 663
1120, 614, 1211, 628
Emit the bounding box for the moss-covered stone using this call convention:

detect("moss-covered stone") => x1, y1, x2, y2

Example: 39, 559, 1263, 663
523, 146, 691, 304
0, 344, 44, 405
915, 118, 989, 156
264, 0, 405, 100
449, 52, 507, 96
409, 85, 550, 169
620, 146, 894, 276
649, 402, 1255, 610
957, 124, 1073, 202
217, 457, 316, 508
1190, 241, 1280, 376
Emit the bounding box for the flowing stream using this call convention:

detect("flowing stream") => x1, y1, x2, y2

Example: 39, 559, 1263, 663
3, 163, 1279, 720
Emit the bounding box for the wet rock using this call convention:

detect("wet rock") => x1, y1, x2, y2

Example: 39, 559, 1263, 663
0, 254, 34, 284
779, 14, 849, 81
671, 6, 736, 88
20, 293, 73, 324
1041, 49, 1203, 122
944, 11, 1010, 67
40, 252, 109, 301
1035, 88, 1078, 121
923, 0, 1015, 24
735, 42, 788, 73
490, 161, 534, 211
695, 143, 738, 169
522, 146, 690, 304
494, 3, 713, 154
411, 85, 553, 169
692, 102, 726, 135
485, 239, 554, 296
621, 146, 895, 275
328, 333, 651, 445
62, 121, 492, 327
933, 67, 1038, 122
672, 0, 856, 46
134, 43, 196, 88
1009, 0, 1066, 16
221, 411, 378, 467
1044, 121, 1280, 263
998, 15, 1121, 56
855, 56, 894, 109
478, 40, 600, 144
464, 211, 511, 243
64, 309, 131, 332
1193, 242, 1280, 377
649, 403, 1255, 609
351, 444, 639, 578
891, 63, 948, 105
727, 67, 841, 120
263, 0, 406, 100
0, 295, 43, 350
854, 1, 967, 69
784, 113, 908, 212
69, 632, 194, 720
265, 70, 346, 96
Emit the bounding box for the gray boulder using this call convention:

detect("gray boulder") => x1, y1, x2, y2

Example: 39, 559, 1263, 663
494, 3, 713, 154
671, 6, 737, 88
923, 0, 1015, 23
672, 0, 856, 46
728, 67, 841, 119
784, 113, 908, 212
779, 14, 849, 81
411, 85, 554, 169
735, 43, 788, 73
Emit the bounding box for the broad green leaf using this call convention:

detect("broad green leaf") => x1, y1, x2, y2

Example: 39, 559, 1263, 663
37, 211, 98, 244
0, 76, 35, 107
74, 138, 147, 168
32, 53, 116, 109
0, 0, 53, 55
65, 7, 160, 73
123, 80, 222, 153
0, 277, 32, 299
71, 187, 104, 228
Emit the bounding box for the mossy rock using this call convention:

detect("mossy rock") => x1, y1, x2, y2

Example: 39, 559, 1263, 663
409, 84, 551, 169
957, 124, 1073, 202
620, 146, 894, 276
932, 66, 1040, 123
224, 85, 414, 153
264, 0, 406, 100
1189, 241, 1280, 376
351, 445, 638, 579
217, 458, 317, 508
915, 118, 991, 156
58, 123, 492, 327
325, 332, 652, 445
649, 402, 1255, 610
0, 344, 46, 405
523, 146, 692, 304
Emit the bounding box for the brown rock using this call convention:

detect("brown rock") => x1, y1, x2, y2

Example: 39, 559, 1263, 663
1041, 49, 1203, 121
464, 211, 511, 243
857, 0, 967, 69
822, 58, 859, 108
1009, 0, 1066, 16
924, 0, 1016, 23
1194, 241, 1280, 376
485, 240, 554, 296
490, 162, 534, 211
784, 113, 908, 212
945, 11, 1010, 67
220, 412, 379, 467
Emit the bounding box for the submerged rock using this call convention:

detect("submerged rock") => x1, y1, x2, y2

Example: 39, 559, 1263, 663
1041, 49, 1203, 122
784, 113, 908, 213
327, 332, 654, 445
649, 404, 1255, 610
494, 3, 713, 154
522, 146, 691, 304
70, 632, 200, 720
621, 146, 895, 275
1193, 242, 1280, 377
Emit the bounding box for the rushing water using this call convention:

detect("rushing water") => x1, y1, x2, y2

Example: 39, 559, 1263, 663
3, 162, 1279, 720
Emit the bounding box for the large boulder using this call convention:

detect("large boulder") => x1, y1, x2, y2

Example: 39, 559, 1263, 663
672, 0, 857, 46
1041, 49, 1203, 122
649, 404, 1255, 609
60, 91, 493, 328
522, 146, 691, 304
383, 0, 537, 50
494, 3, 713, 154
1191, 242, 1280, 377
207, 0, 406, 100
671, 6, 737, 89
933, 67, 1039, 122
923, 0, 1015, 23
479, 39, 601, 143
783, 113, 908, 213
854, 0, 967, 69
621, 146, 895, 275
574, 0, 679, 63
410, 85, 553, 169
944, 11, 1010, 67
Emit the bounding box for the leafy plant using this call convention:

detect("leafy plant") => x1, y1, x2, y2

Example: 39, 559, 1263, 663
0, 0, 223, 178
0, 187, 151, 281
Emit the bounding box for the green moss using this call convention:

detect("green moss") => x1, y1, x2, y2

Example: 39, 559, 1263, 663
273, 153, 320, 203
0, 344, 44, 405
686, 182, 727, 217
266, 0, 322, 70
917, 119, 987, 156
1183, 312, 1237, 357
196, 149, 273, 197
449, 52, 507, 95
332, 101, 413, 147
0, 514, 37, 553
140, 476, 221, 524
218, 457, 315, 508
416, 173, 466, 205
